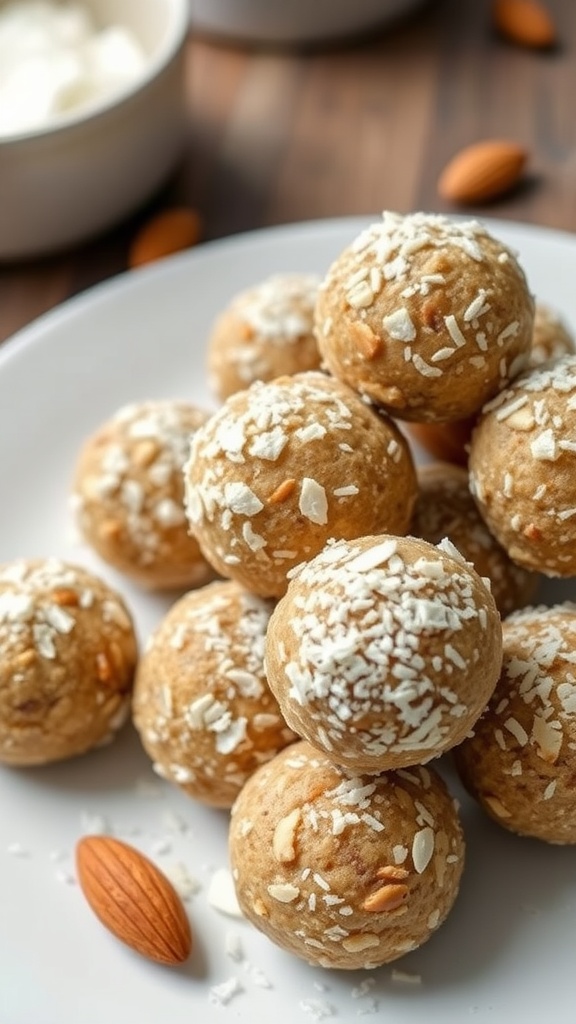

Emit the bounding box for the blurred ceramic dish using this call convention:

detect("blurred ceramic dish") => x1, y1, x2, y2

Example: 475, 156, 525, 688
188, 0, 427, 46
0, 0, 189, 261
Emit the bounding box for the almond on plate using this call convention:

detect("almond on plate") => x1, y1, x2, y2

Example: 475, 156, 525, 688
492, 0, 556, 49
76, 835, 192, 965
437, 139, 528, 204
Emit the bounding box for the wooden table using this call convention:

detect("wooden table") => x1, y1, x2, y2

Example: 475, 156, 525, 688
1, 0, 574, 344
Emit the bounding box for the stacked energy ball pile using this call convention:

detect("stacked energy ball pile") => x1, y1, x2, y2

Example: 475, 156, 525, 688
3, 212, 576, 972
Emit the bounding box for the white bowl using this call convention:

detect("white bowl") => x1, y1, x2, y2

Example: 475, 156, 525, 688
189, 0, 427, 46
0, 0, 189, 261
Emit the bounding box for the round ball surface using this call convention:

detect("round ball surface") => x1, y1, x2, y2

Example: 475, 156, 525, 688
469, 355, 576, 577
132, 580, 296, 807
530, 302, 574, 367
184, 371, 417, 598
264, 534, 502, 773
229, 740, 465, 969
72, 400, 214, 590
207, 273, 321, 400
454, 603, 576, 844
0, 558, 137, 765
315, 211, 534, 422
411, 462, 539, 616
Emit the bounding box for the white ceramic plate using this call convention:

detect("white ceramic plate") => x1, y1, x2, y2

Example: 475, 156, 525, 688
0, 216, 575, 1024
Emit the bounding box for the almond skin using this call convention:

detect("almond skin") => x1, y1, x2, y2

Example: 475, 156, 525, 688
76, 835, 192, 965
492, 0, 556, 49
438, 140, 528, 204
129, 207, 203, 269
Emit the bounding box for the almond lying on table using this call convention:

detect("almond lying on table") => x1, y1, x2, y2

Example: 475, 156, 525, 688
437, 139, 528, 204
129, 207, 203, 268
492, 0, 556, 49
76, 835, 192, 965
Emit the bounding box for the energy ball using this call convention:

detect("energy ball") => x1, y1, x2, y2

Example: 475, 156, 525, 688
453, 603, 576, 844
184, 371, 417, 598
265, 533, 502, 773
229, 740, 465, 969
411, 462, 539, 616
72, 399, 214, 591
315, 210, 534, 423
530, 302, 575, 367
405, 301, 574, 466
207, 272, 322, 400
469, 355, 576, 577
132, 580, 296, 807
0, 558, 137, 766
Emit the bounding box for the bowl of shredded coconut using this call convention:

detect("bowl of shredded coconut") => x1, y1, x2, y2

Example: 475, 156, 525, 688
0, 0, 189, 259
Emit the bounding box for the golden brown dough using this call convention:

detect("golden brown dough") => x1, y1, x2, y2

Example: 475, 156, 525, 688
264, 533, 502, 772
315, 211, 534, 422
0, 558, 137, 765
411, 461, 539, 616
229, 741, 465, 969
184, 371, 417, 598
207, 273, 322, 400
72, 399, 214, 591
454, 603, 576, 844
530, 301, 575, 367
132, 580, 295, 808
469, 355, 576, 577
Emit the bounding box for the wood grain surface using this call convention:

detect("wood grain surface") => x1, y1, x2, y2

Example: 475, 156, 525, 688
1, 0, 575, 343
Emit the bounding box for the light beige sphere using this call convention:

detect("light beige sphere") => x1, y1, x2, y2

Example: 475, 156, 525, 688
411, 462, 539, 616
184, 371, 417, 598
315, 211, 534, 422
264, 533, 503, 773
72, 399, 214, 591
0, 558, 137, 766
133, 580, 295, 807
454, 603, 576, 844
469, 355, 576, 577
229, 741, 465, 970
207, 272, 322, 400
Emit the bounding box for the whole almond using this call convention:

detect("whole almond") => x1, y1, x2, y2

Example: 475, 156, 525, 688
76, 835, 192, 965
438, 140, 528, 204
129, 207, 202, 269
492, 0, 556, 49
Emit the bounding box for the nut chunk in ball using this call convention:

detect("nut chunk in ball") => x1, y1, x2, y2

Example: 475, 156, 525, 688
265, 534, 502, 773
184, 371, 417, 598
454, 603, 576, 844
207, 272, 322, 400
229, 741, 465, 970
72, 399, 214, 590
315, 211, 534, 422
411, 462, 539, 617
469, 355, 576, 577
0, 558, 137, 766
133, 580, 296, 807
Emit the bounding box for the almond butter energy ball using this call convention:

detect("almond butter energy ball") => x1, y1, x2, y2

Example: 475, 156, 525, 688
133, 580, 296, 807
184, 371, 417, 598
0, 558, 137, 766
72, 399, 214, 591
229, 741, 465, 969
454, 603, 576, 844
469, 355, 576, 577
265, 534, 502, 773
530, 302, 575, 367
411, 462, 539, 616
207, 272, 322, 401
315, 211, 534, 422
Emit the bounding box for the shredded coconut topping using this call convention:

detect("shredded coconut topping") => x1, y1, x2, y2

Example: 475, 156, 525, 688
274, 536, 493, 758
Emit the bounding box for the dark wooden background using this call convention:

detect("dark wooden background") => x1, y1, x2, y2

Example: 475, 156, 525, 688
1, 0, 575, 343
